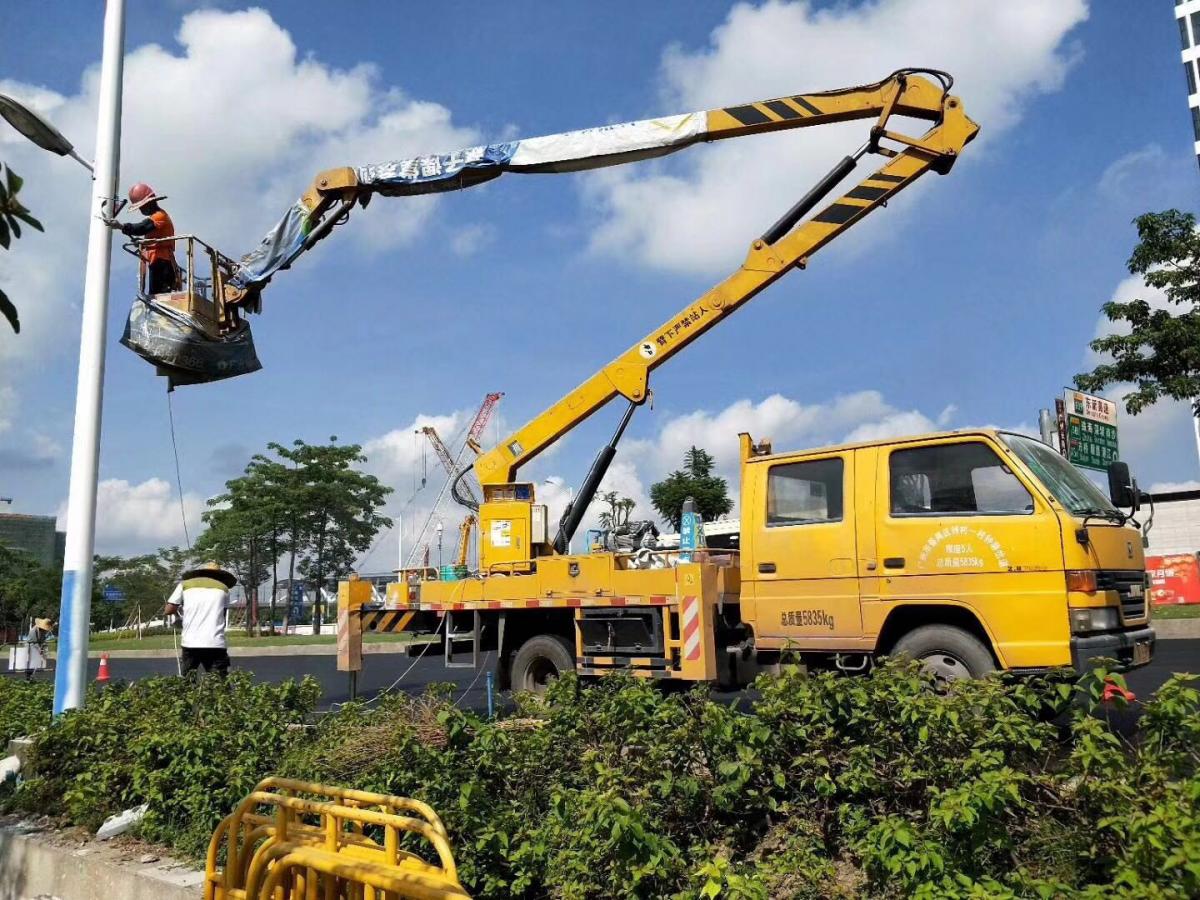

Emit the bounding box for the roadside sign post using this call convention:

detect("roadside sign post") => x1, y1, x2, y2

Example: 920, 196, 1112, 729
1038, 408, 1057, 449
1060, 389, 1119, 471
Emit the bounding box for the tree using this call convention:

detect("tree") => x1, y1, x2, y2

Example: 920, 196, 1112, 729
193, 439, 392, 634
94, 547, 191, 628
0, 544, 58, 631
649, 447, 732, 530
242, 454, 294, 634
279, 438, 391, 632
0, 163, 45, 333
195, 474, 272, 632
596, 491, 636, 530
1076, 209, 1200, 415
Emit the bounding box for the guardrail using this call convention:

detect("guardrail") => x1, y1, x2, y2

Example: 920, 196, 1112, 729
205, 776, 470, 899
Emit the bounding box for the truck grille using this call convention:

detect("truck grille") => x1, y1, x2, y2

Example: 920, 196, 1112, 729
1096, 570, 1147, 622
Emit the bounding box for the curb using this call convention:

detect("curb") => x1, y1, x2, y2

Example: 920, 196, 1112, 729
20, 641, 429, 661
0, 824, 202, 900
1152, 618, 1200, 640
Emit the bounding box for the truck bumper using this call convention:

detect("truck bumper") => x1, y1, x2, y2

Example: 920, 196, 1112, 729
1070, 626, 1155, 674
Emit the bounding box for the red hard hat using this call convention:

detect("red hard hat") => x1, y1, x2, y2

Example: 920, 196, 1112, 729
127, 182, 166, 211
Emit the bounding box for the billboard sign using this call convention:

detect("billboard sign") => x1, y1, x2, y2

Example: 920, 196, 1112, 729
1062, 389, 1119, 471
1147, 553, 1200, 606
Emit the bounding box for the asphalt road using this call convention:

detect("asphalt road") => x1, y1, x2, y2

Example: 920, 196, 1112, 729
74, 638, 1200, 712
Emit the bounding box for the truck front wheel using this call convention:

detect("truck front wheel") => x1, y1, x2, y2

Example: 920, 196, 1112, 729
510, 634, 575, 694
891, 625, 995, 681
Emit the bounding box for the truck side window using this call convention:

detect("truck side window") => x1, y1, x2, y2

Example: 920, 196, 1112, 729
767, 457, 843, 526
890, 443, 1032, 516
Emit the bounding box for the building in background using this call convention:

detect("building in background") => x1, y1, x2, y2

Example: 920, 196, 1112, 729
0, 513, 66, 568
1145, 488, 1200, 555
1145, 488, 1200, 605
1177, 1, 1200, 168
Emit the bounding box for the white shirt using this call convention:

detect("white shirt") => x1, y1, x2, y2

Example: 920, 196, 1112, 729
168, 578, 230, 649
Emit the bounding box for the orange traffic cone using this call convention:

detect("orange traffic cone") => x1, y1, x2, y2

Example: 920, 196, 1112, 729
96, 653, 110, 684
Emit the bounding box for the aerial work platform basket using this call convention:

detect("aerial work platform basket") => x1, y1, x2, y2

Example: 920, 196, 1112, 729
119, 233, 262, 388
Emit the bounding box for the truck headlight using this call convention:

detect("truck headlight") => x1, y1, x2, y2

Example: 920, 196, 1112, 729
1070, 607, 1119, 634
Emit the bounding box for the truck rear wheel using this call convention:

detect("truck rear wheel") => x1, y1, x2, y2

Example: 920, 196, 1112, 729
891, 625, 995, 681
510, 634, 574, 694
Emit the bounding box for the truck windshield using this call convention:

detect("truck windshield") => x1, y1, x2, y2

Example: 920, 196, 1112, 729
1000, 433, 1122, 520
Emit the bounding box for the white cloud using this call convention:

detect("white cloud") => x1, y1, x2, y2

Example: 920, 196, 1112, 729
1101, 387, 1192, 466
362, 410, 469, 490
449, 223, 497, 257
0, 386, 14, 434
842, 408, 944, 444
0, 385, 62, 469
602, 389, 962, 528
1086, 274, 1170, 362
66, 477, 206, 556
1097, 144, 1167, 200
588, 0, 1088, 275
628, 390, 946, 480
0, 7, 477, 377
0, 432, 61, 471
1082, 273, 1196, 473
1149, 479, 1200, 493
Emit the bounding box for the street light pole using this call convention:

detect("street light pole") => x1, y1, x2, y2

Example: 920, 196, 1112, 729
53, 0, 126, 715
1193, 412, 1200, 478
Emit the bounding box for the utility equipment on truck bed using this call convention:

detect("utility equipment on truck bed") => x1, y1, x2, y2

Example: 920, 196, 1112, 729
333, 68, 1155, 689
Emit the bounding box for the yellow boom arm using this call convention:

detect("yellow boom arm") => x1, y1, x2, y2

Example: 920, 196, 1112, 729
471, 72, 978, 499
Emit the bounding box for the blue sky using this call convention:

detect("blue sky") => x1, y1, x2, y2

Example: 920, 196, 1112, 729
0, 1, 1197, 564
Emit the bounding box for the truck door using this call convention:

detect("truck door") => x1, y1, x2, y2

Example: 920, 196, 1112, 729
747, 450, 863, 642
872, 438, 1065, 667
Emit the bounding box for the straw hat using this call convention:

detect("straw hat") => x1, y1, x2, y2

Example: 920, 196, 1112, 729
33, 618, 53, 632
182, 561, 237, 588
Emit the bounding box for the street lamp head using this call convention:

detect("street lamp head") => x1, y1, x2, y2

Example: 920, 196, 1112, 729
0, 94, 75, 156
0, 93, 92, 173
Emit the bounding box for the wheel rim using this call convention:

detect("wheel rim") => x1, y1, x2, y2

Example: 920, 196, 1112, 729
918, 651, 971, 682
522, 656, 561, 693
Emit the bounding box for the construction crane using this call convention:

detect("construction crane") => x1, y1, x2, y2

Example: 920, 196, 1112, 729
454, 515, 475, 568
422, 426, 478, 507
403, 392, 503, 569
422, 424, 480, 572
466, 391, 504, 452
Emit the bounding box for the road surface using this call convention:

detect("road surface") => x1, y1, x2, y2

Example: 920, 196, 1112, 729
76, 639, 1200, 711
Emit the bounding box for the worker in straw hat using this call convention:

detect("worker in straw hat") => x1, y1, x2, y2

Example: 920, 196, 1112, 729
27, 617, 54, 644
166, 561, 237, 676
104, 182, 180, 296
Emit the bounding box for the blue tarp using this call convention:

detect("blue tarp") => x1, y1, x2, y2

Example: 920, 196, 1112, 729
228, 111, 706, 292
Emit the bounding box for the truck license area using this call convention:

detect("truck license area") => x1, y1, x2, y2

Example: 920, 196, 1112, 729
782, 610, 835, 630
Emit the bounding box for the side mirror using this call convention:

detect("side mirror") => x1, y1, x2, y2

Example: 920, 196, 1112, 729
1107, 461, 1135, 509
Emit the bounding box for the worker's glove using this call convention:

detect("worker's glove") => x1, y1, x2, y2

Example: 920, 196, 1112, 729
101, 216, 121, 229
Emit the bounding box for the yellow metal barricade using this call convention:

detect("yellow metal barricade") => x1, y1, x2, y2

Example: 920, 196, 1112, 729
205, 777, 470, 900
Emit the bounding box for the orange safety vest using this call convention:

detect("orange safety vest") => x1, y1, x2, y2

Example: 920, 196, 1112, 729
141, 209, 176, 265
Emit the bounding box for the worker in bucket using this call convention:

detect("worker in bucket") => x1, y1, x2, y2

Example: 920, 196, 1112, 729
105, 182, 179, 295
165, 561, 236, 677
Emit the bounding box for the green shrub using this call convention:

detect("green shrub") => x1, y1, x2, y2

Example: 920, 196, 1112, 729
2, 662, 1197, 898
13, 672, 319, 857
0, 678, 52, 746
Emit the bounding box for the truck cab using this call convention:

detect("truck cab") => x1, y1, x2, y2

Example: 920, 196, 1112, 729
738, 429, 1155, 678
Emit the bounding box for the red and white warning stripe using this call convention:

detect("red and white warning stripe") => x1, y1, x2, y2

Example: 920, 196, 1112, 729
681, 595, 702, 661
